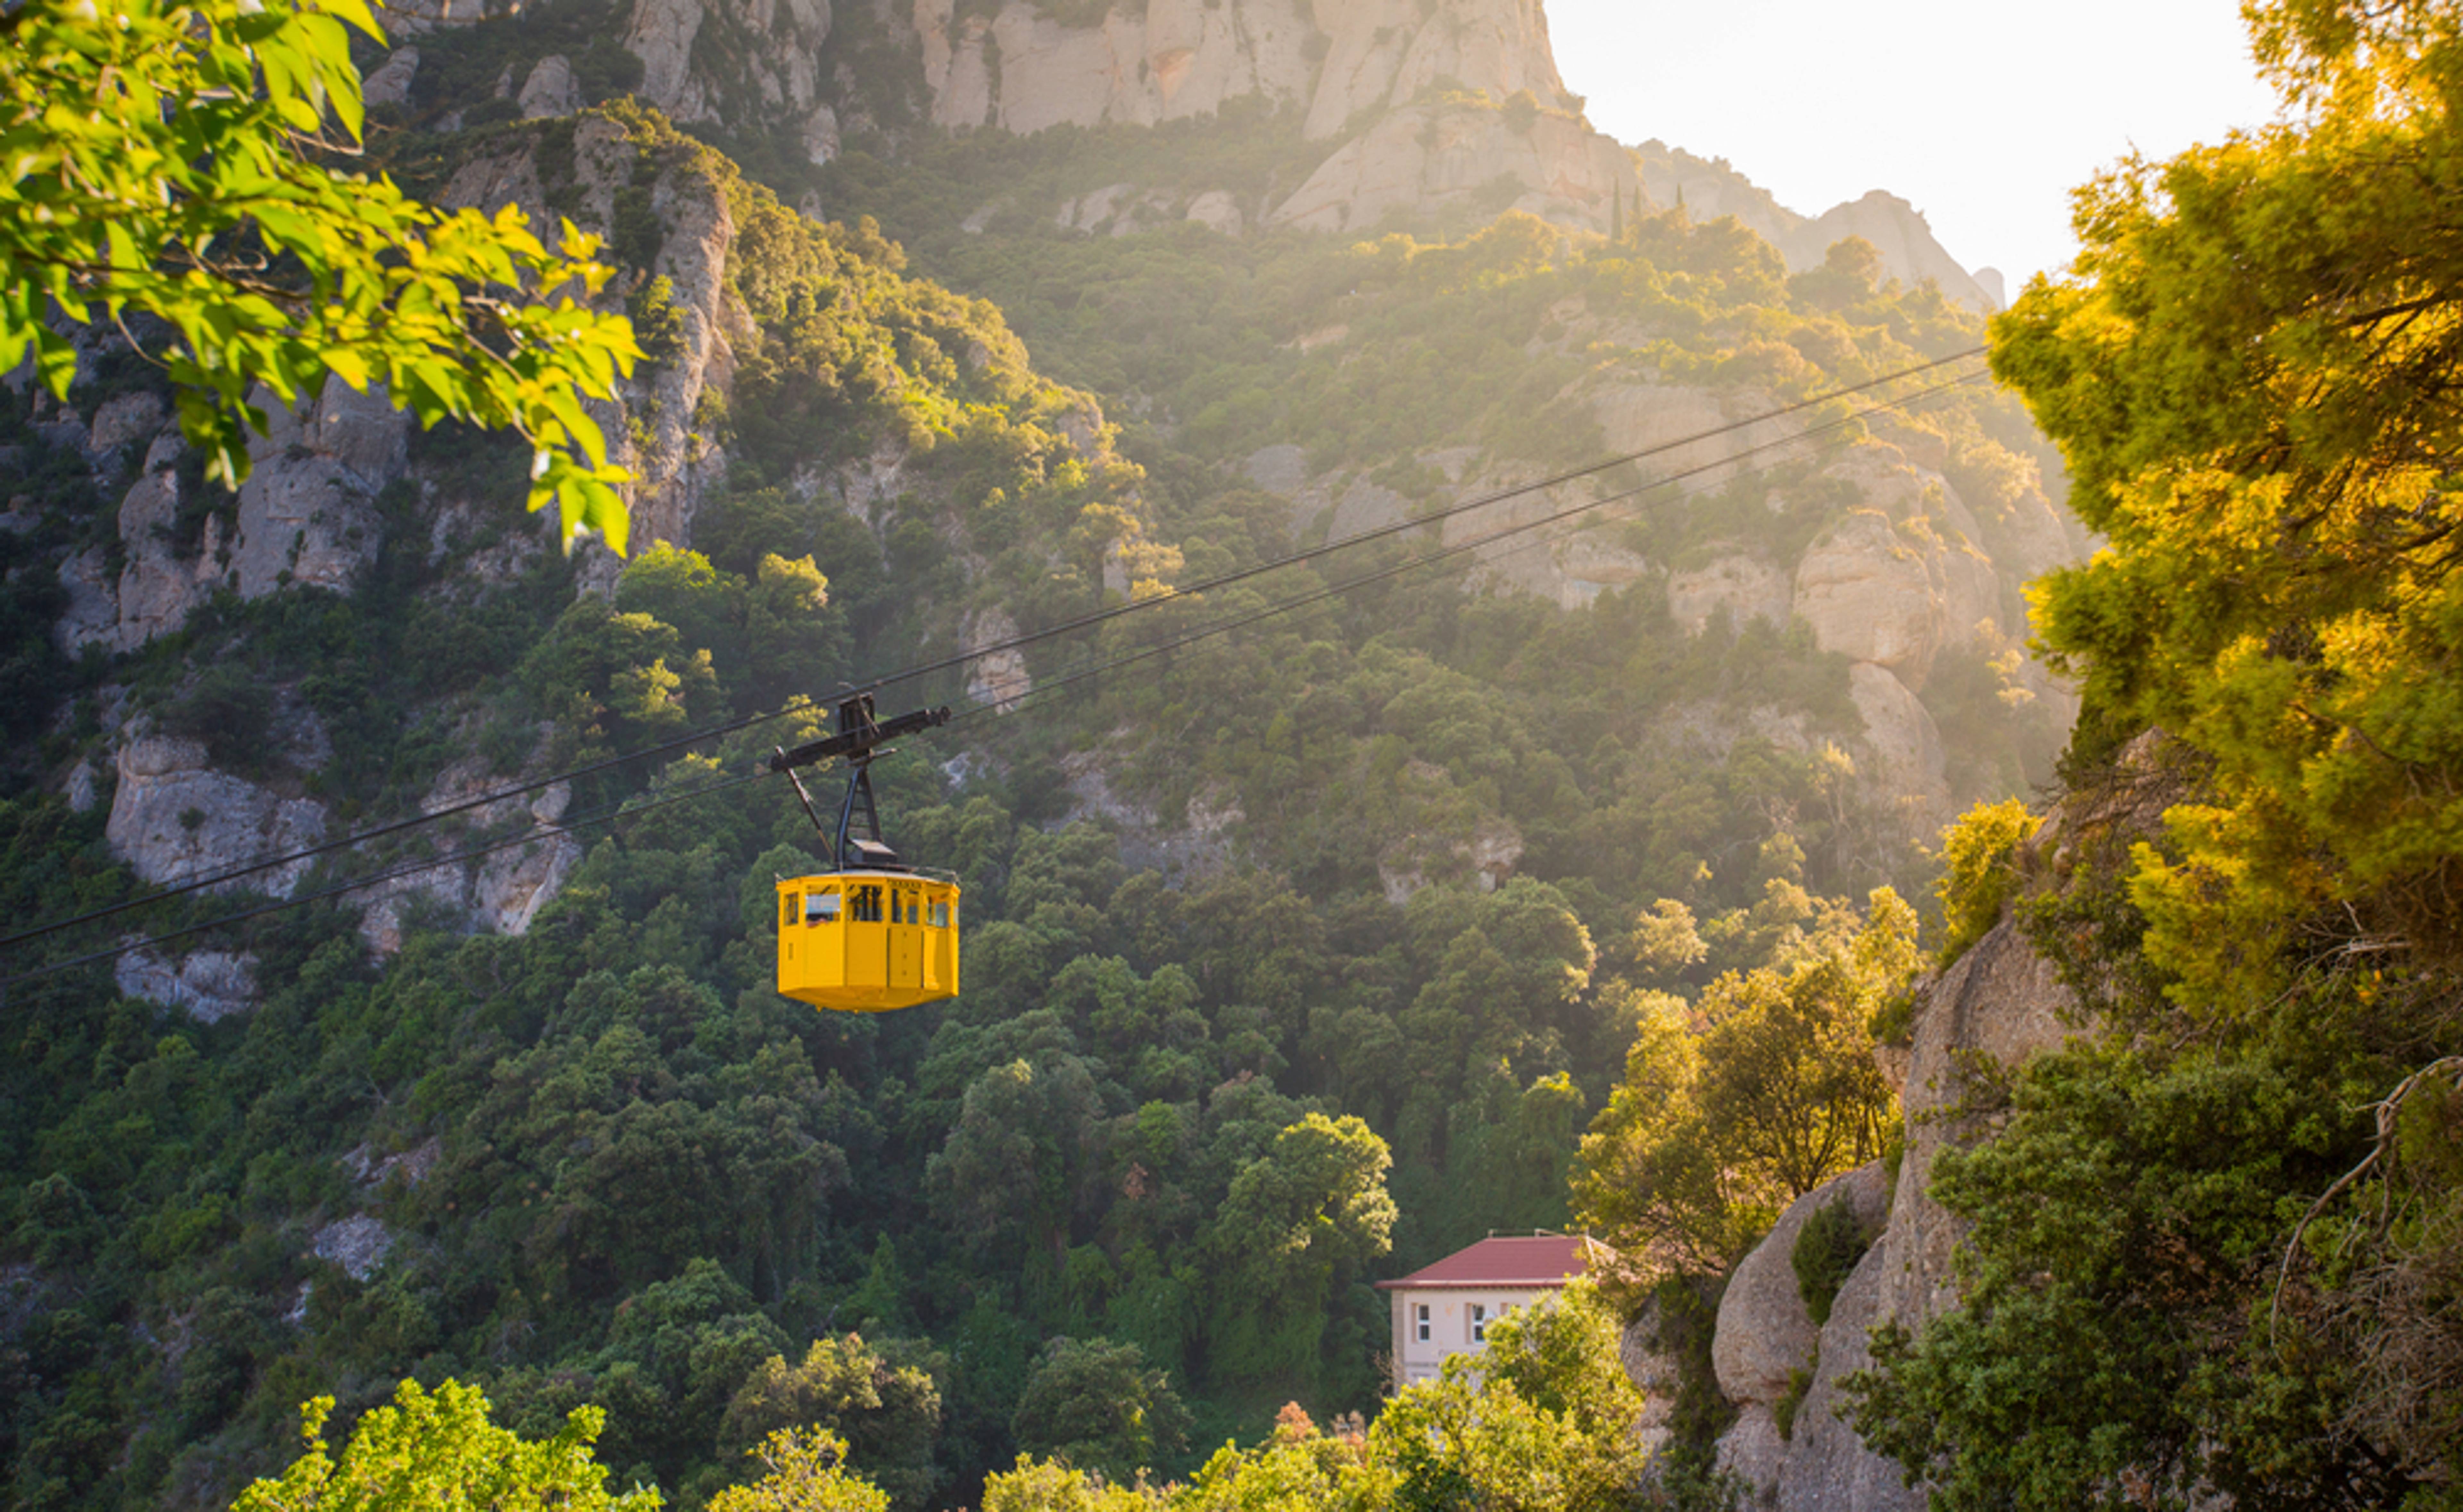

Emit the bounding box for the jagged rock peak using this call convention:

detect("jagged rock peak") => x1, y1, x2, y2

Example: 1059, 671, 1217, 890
910, 0, 1575, 140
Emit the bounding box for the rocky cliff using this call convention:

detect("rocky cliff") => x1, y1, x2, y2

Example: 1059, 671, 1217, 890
1635, 761, 2188, 1508
1638, 141, 2006, 311
365, 0, 1995, 297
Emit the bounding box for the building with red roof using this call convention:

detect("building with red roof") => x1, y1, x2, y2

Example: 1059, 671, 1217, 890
1373, 1232, 1613, 1388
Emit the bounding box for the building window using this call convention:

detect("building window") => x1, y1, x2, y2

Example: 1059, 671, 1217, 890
1471, 1303, 1488, 1342
1415, 1303, 1430, 1342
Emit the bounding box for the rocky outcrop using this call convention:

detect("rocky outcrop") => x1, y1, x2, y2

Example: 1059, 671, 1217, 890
518, 54, 582, 118
1847, 663, 1949, 824
364, 46, 420, 108
440, 115, 737, 555
1058, 753, 1243, 885
1682, 844, 2085, 1509
1267, 102, 1637, 236
624, 0, 833, 130
1636, 142, 1999, 313
1668, 553, 1791, 635
310, 1215, 395, 1281
106, 736, 327, 898
1778, 192, 1997, 316
112, 948, 260, 1023
353, 753, 585, 953
1710, 1162, 1898, 1500
74, 374, 406, 654
1301, 0, 1566, 140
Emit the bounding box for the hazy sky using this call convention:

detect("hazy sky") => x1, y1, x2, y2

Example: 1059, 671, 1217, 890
1544, 0, 2283, 290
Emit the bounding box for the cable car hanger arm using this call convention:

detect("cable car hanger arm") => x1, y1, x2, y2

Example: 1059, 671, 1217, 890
766, 701, 952, 774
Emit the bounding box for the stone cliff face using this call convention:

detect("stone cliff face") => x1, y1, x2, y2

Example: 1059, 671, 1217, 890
581, 0, 1645, 237
908, 0, 1571, 140
1638, 142, 2002, 312
1648, 788, 2138, 1508
370, 0, 1993, 290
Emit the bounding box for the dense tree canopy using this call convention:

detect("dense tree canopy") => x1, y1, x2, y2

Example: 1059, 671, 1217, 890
2000, 0, 2463, 1006
1850, 1, 2463, 1502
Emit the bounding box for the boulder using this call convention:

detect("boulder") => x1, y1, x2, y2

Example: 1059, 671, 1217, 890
106, 735, 327, 898
1619, 1296, 1689, 1457
1185, 189, 1245, 235
87, 392, 166, 458
1713, 1162, 1891, 1405
1846, 663, 1949, 824
1697, 909, 2084, 1509
1877, 917, 2079, 1326
1777, 1243, 1925, 1512
113, 948, 259, 1023
1669, 553, 1792, 635
363, 46, 420, 107
517, 53, 582, 118
1794, 511, 1938, 681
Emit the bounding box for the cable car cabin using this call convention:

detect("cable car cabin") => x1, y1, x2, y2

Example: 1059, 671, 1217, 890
776, 872, 960, 1012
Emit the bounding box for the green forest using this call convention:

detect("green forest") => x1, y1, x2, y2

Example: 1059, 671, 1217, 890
3, 0, 2461, 1508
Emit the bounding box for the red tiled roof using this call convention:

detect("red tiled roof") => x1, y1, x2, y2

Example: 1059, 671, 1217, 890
1373, 1234, 1610, 1290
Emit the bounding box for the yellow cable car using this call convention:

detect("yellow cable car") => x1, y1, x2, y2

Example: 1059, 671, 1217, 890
774, 871, 960, 1012
768, 696, 961, 1013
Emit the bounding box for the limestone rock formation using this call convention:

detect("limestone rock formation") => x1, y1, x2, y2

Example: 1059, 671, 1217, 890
363, 46, 420, 107
1300, 0, 1567, 140
309, 1215, 395, 1281
106, 736, 327, 898
112, 948, 260, 1024
917, 0, 1316, 134
1847, 663, 1950, 824
518, 54, 583, 118
1637, 142, 1999, 312
80, 375, 406, 654
1708, 1161, 1896, 1496
440, 115, 737, 553
1780, 191, 1997, 314
1267, 102, 1636, 236
625, 0, 833, 130
1668, 553, 1791, 635
1680, 839, 2086, 1509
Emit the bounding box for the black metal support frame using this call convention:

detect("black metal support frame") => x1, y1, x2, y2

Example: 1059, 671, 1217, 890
771, 696, 951, 872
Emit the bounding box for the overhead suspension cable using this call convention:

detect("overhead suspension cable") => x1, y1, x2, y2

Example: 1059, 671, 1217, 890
0, 349, 1987, 958
0, 770, 774, 990
950, 367, 1996, 724
0, 366, 1989, 989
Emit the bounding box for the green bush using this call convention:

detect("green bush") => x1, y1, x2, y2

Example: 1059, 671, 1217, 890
1791, 1196, 1875, 1328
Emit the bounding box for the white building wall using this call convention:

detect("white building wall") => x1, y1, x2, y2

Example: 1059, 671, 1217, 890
1387, 1285, 1555, 1387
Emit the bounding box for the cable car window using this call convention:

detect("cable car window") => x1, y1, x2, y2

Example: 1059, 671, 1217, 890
851, 885, 883, 923
807, 891, 841, 924
783, 894, 799, 928
929, 901, 949, 929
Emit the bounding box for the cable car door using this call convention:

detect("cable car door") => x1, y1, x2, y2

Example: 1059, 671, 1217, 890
890, 883, 923, 992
